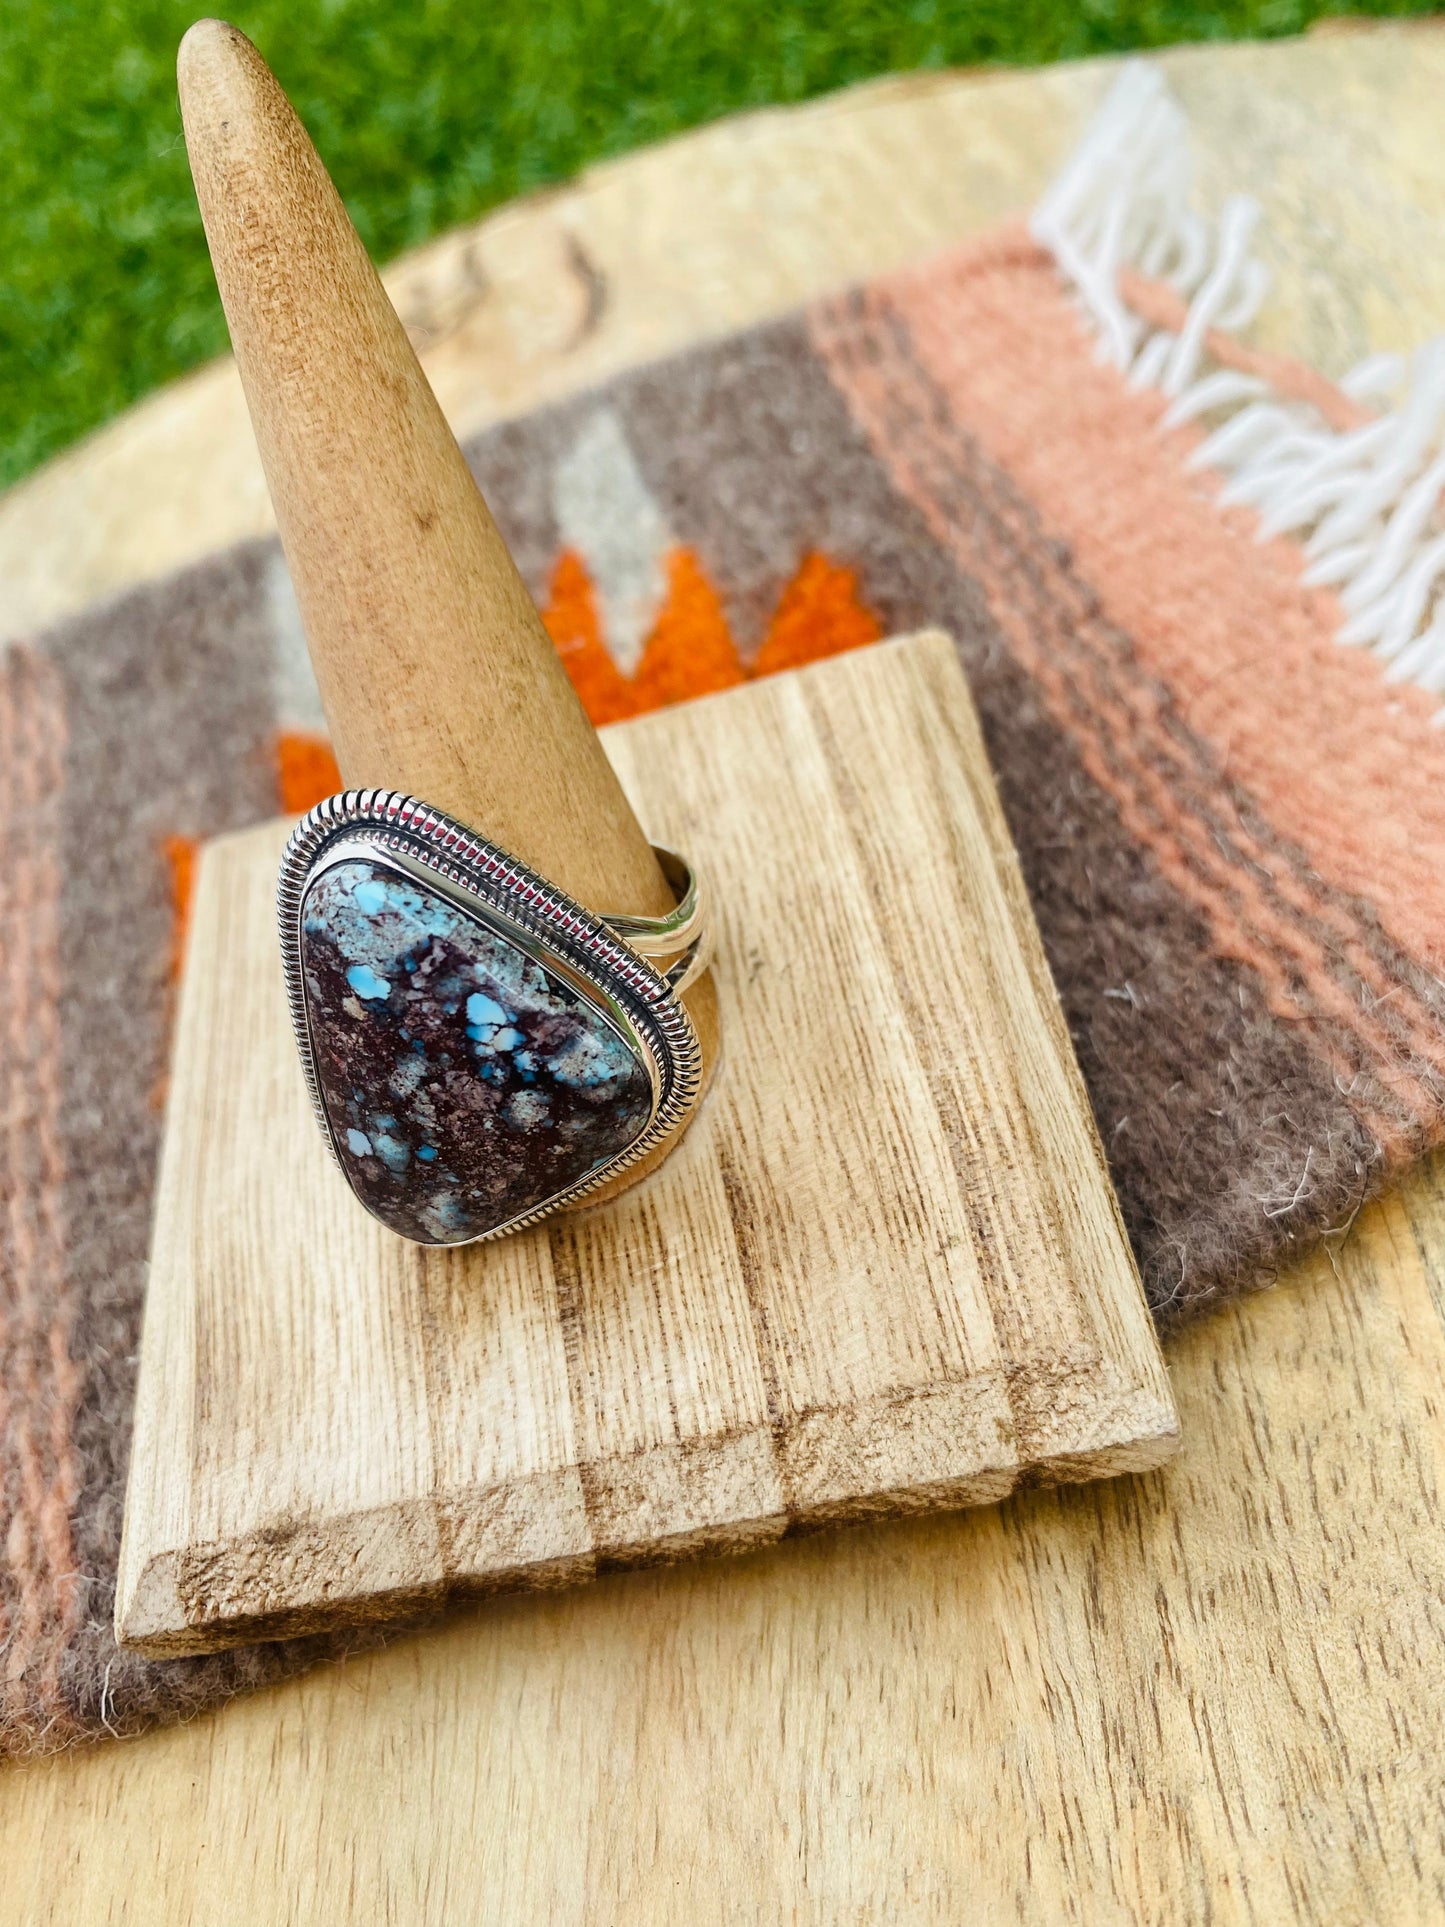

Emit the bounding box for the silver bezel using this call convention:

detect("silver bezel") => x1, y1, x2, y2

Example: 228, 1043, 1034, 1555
277, 789, 704, 1244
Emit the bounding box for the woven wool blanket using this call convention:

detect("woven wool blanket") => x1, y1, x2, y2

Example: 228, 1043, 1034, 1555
5, 67, 1445, 1753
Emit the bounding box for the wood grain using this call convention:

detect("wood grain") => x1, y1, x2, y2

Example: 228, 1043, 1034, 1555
116, 632, 1176, 1656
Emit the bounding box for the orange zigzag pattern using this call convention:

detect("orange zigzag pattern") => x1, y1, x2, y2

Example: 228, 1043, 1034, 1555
274, 545, 881, 813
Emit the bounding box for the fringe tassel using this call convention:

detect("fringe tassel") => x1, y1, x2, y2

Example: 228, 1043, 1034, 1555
1032, 63, 1445, 709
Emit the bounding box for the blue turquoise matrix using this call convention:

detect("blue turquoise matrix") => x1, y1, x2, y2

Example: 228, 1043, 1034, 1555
300, 859, 654, 1242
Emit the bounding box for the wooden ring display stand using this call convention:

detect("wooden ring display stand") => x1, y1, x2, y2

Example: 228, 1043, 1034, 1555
116, 21, 1176, 1657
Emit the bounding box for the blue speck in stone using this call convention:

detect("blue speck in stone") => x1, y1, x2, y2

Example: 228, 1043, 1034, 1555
346, 1128, 372, 1157
389, 1055, 425, 1098
416, 1144, 438, 1163
373, 1134, 410, 1173
467, 1019, 526, 1055
347, 963, 392, 1001
404, 958, 418, 972
467, 992, 508, 1027
353, 879, 390, 915
415, 1190, 467, 1241
548, 1030, 633, 1089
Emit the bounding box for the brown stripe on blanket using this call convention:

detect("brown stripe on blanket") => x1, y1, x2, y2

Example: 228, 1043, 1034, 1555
0, 645, 80, 1749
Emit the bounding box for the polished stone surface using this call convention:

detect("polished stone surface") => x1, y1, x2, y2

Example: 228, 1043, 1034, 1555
299, 858, 654, 1243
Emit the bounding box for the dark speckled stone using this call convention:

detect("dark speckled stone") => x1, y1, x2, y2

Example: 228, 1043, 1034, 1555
300, 859, 654, 1243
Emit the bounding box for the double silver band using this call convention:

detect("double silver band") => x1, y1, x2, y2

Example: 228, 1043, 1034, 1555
603, 846, 712, 995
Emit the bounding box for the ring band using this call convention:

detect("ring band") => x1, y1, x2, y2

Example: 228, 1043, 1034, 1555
602, 845, 712, 993
278, 790, 710, 1248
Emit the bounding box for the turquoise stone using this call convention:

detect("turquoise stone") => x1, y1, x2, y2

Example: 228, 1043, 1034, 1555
299, 859, 654, 1243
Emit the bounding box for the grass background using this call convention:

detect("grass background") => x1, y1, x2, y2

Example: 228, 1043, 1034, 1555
1, 0, 1436, 491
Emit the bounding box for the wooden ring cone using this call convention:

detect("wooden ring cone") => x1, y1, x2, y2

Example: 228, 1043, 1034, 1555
177, 18, 719, 1204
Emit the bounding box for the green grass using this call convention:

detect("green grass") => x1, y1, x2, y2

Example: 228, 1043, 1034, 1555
0, 0, 1436, 489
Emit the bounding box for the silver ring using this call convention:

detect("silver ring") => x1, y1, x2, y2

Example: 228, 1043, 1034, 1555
277, 790, 710, 1248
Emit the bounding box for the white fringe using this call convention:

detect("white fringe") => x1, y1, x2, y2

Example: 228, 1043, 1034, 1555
1031, 63, 1445, 710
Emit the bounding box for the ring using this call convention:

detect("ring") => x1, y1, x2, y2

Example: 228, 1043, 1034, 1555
277, 790, 711, 1247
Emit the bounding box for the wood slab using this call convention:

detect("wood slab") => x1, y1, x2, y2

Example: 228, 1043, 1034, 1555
117, 631, 1176, 1655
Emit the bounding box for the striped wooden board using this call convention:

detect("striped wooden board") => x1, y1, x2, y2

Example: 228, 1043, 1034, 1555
117, 631, 1176, 1655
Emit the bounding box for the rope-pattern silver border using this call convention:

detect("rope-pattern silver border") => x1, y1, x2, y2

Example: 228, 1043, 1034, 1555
277, 789, 704, 1244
